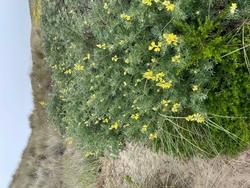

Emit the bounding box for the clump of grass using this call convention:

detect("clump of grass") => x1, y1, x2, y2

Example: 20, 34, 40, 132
99, 143, 250, 188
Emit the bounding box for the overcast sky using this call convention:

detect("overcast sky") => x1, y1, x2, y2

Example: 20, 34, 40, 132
0, 0, 33, 187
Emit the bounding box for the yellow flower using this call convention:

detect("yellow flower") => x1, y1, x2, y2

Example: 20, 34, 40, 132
185, 116, 193, 122
185, 113, 205, 123
84, 151, 95, 158
131, 113, 140, 120
148, 41, 162, 52
59, 95, 66, 101
162, 1, 175, 12
142, 0, 153, 6
230, 3, 237, 14
103, 3, 109, 10
119, 40, 126, 45
155, 72, 165, 81
109, 122, 119, 130
83, 53, 91, 61
171, 54, 181, 63
64, 69, 72, 75
120, 13, 132, 21
124, 58, 130, 64
151, 58, 157, 63
148, 42, 155, 50
74, 64, 84, 71
192, 85, 199, 91
52, 64, 58, 70
171, 103, 180, 113
96, 44, 102, 48
193, 113, 205, 123
161, 99, 171, 107
65, 137, 73, 145
156, 80, 173, 89
112, 55, 119, 62
103, 118, 109, 123
39, 101, 45, 106
96, 43, 107, 49
149, 132, 157, 140
141, 124, 149, 133
143, 70, 155, 80
163, 33, 178, 45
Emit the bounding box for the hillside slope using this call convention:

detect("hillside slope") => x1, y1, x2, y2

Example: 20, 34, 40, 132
10, 1, 88, 187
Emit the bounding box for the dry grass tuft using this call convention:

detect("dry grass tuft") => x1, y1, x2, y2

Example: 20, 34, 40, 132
99, 144, 250, 188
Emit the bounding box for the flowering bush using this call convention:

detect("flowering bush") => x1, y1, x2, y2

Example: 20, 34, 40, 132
41, 0, 250, 157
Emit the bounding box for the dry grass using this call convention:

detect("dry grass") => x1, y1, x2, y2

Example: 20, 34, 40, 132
99, 144, 250, 188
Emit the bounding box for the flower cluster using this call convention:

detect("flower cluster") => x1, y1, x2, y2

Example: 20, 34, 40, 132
148, 41, 162, 52
143, 70, 154, 80
156, 80, 173, 89
185, 113, 205, 123
161, 99, 171, 112
96, 43, 107, 49
171, 54, 181, 64
120, 13, 132, 21
131, 113, 140, 120
192, 85, 199, 91
162, 1, 175, 12
141, 124, 149, 133
142, 0, 175, 12
149, 132, 157, 140
74, 64, 84, 71
230, 3, 237, 14
109, 122, 119, 130
142, 0, 153, 6
163, 33, 178, 45
143, 70, 173, 89
171, 103, 181, 113
112, 55, 119, 62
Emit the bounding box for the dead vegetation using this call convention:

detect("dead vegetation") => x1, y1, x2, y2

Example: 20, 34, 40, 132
99, 144, 250, 188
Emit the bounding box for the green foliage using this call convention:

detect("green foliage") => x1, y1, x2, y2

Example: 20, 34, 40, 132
41, 0, 250, 157
206, 25, 250, 153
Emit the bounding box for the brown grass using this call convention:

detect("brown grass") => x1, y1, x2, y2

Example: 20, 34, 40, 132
99, 143, 250, 188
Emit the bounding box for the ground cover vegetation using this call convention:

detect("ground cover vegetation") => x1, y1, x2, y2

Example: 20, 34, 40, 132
41, 0, 250, 157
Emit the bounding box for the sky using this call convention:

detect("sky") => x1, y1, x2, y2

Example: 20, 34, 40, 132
0, 0, 33, 188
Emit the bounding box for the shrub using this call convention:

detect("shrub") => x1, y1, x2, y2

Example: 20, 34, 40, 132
41, 0, 250, 157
